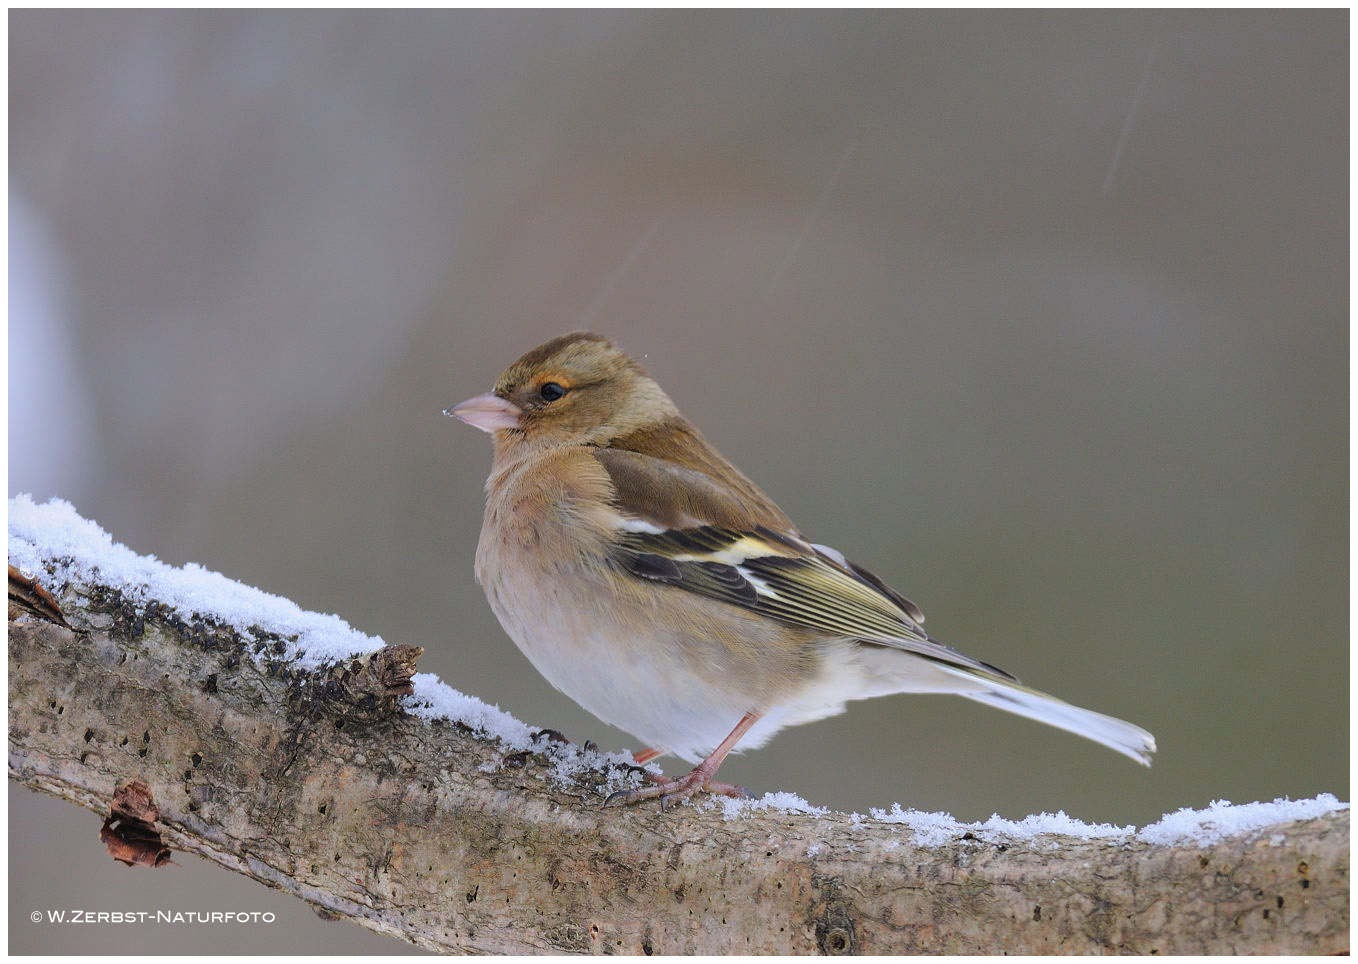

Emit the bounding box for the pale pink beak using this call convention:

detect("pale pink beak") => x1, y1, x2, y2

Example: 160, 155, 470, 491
444, 393, 522, 433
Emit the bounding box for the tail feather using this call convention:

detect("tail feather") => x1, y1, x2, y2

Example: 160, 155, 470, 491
941, 667, 1157, 766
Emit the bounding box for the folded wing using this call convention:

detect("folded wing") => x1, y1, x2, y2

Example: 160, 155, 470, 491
594, 446, 1017, 682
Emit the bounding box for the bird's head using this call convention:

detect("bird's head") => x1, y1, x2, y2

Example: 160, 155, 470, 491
447, 332, 677, 449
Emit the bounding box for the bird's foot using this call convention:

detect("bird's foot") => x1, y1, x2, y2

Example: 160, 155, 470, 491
604, 767, 753, 811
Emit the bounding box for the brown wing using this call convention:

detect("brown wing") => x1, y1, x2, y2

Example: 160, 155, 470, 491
590, 443, 1017, 682
603, 417, 796, 531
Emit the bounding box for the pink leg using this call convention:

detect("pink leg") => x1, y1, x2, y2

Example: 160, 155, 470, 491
605, 712, 761, 810
631, 747, 663, 765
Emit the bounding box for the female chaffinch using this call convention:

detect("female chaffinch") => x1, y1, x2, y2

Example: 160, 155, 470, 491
448, 333, 1155, 809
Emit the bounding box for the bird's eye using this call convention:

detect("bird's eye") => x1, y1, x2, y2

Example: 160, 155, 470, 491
539, 382, 567, 402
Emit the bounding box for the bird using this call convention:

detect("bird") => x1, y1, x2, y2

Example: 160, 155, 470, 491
447, 332, 1156, 809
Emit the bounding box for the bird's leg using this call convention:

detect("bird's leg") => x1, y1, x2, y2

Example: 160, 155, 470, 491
605, 712, 761, 810
631, 747, 663, 765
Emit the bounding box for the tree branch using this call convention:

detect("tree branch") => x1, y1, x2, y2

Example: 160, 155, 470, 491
8, 565, 1348, 954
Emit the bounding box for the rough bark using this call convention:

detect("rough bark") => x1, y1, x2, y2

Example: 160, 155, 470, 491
8, 569, 1349, 955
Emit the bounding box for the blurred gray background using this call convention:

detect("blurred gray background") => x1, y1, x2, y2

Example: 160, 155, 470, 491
9, 9, 1346, 955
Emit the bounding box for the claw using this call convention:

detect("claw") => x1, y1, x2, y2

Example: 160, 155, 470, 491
599, 711, 764, 812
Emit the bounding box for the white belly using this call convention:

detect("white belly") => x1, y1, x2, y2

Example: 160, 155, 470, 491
478, 551, 754, 762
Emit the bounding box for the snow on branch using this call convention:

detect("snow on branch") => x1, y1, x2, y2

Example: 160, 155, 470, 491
8, 496, 1350, 954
